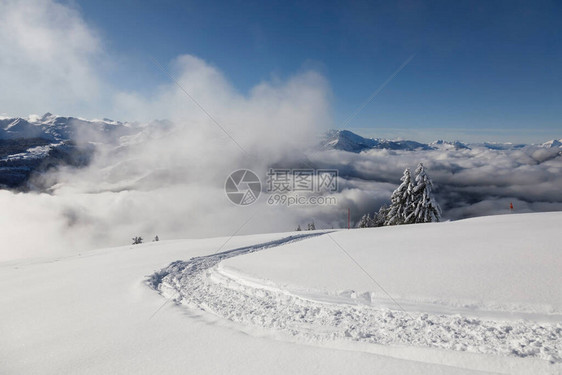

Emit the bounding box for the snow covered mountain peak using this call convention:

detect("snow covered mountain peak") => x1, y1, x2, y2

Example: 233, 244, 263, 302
541, 139, 562, 148
321, 129, 561, 154
322, 129, 432, 152
430, 139, 470, 150
41, 112, 55, 121
0, 113, 135, 142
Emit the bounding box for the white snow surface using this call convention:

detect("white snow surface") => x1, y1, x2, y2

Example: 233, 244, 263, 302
1, 212, 561, 374
223, 213, 562, 316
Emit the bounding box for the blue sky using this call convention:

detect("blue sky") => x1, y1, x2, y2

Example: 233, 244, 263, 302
4, 0, 562, 142
75, 0, 562, 142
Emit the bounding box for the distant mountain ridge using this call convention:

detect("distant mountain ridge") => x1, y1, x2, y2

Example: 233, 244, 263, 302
0, 113, 135, 142
0, 113, 133, 189
2, 115, 559, 153
320, 129, 561, 153
0, 113, 561, 190
321, 130, 434, 152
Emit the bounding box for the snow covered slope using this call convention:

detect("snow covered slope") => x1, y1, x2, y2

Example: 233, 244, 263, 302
223, 212, 562, 315
1, 213, 561, 374
1, 233, 481, 375
154, 212, 562, 374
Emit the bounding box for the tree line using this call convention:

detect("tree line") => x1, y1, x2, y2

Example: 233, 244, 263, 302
359, 162, 441, 228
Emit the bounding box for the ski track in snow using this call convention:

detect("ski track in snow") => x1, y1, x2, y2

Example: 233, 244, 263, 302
149, 233, 562, 364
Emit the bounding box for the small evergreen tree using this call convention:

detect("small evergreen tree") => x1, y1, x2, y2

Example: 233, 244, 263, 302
408, 163, 441, 223
385, 168, 414, 226
358, 205, 390, 228
132, 236, 143, 245
307, 222, 316, 231
296, 225, 302, 231
153, 235, 159, 242
358, 213, 372, 228
373, 204, 389, 227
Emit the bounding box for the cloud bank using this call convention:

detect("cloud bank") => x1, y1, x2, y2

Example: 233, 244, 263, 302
310, 145, 562, 222
0, 0, 106, 118
0, 0, 334, 261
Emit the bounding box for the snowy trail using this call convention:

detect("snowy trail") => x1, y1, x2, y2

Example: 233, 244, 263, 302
5, 233, 490, 375
148, 232, 325, 290
150, 232, 562, 367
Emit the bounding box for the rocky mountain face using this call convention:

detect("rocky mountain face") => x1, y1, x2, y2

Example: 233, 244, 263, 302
0, 113, 135, 189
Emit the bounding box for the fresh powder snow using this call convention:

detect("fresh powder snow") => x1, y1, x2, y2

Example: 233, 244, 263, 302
1, 213, 561, 374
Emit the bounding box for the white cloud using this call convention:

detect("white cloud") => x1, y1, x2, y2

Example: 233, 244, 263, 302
308, 145, 562, 221
0, 0, 105, 117
0, 47, 334, 261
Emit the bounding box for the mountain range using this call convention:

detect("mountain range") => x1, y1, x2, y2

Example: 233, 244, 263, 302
0, 113, 135, 142
320, 129, 550, 152
1, 113, 560, 190
0, 113, 133, 189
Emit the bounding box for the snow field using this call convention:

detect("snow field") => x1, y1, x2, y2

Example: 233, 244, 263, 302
2, 212, 561, 374
153, 213, 562, 373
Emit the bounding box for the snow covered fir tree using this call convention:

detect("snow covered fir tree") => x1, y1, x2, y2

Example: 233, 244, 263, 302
358, 213, 374, 228
358, 205, 389, 228
359, 163, 441, 228
385, 168, 414, 226
408, 163, 442, 223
